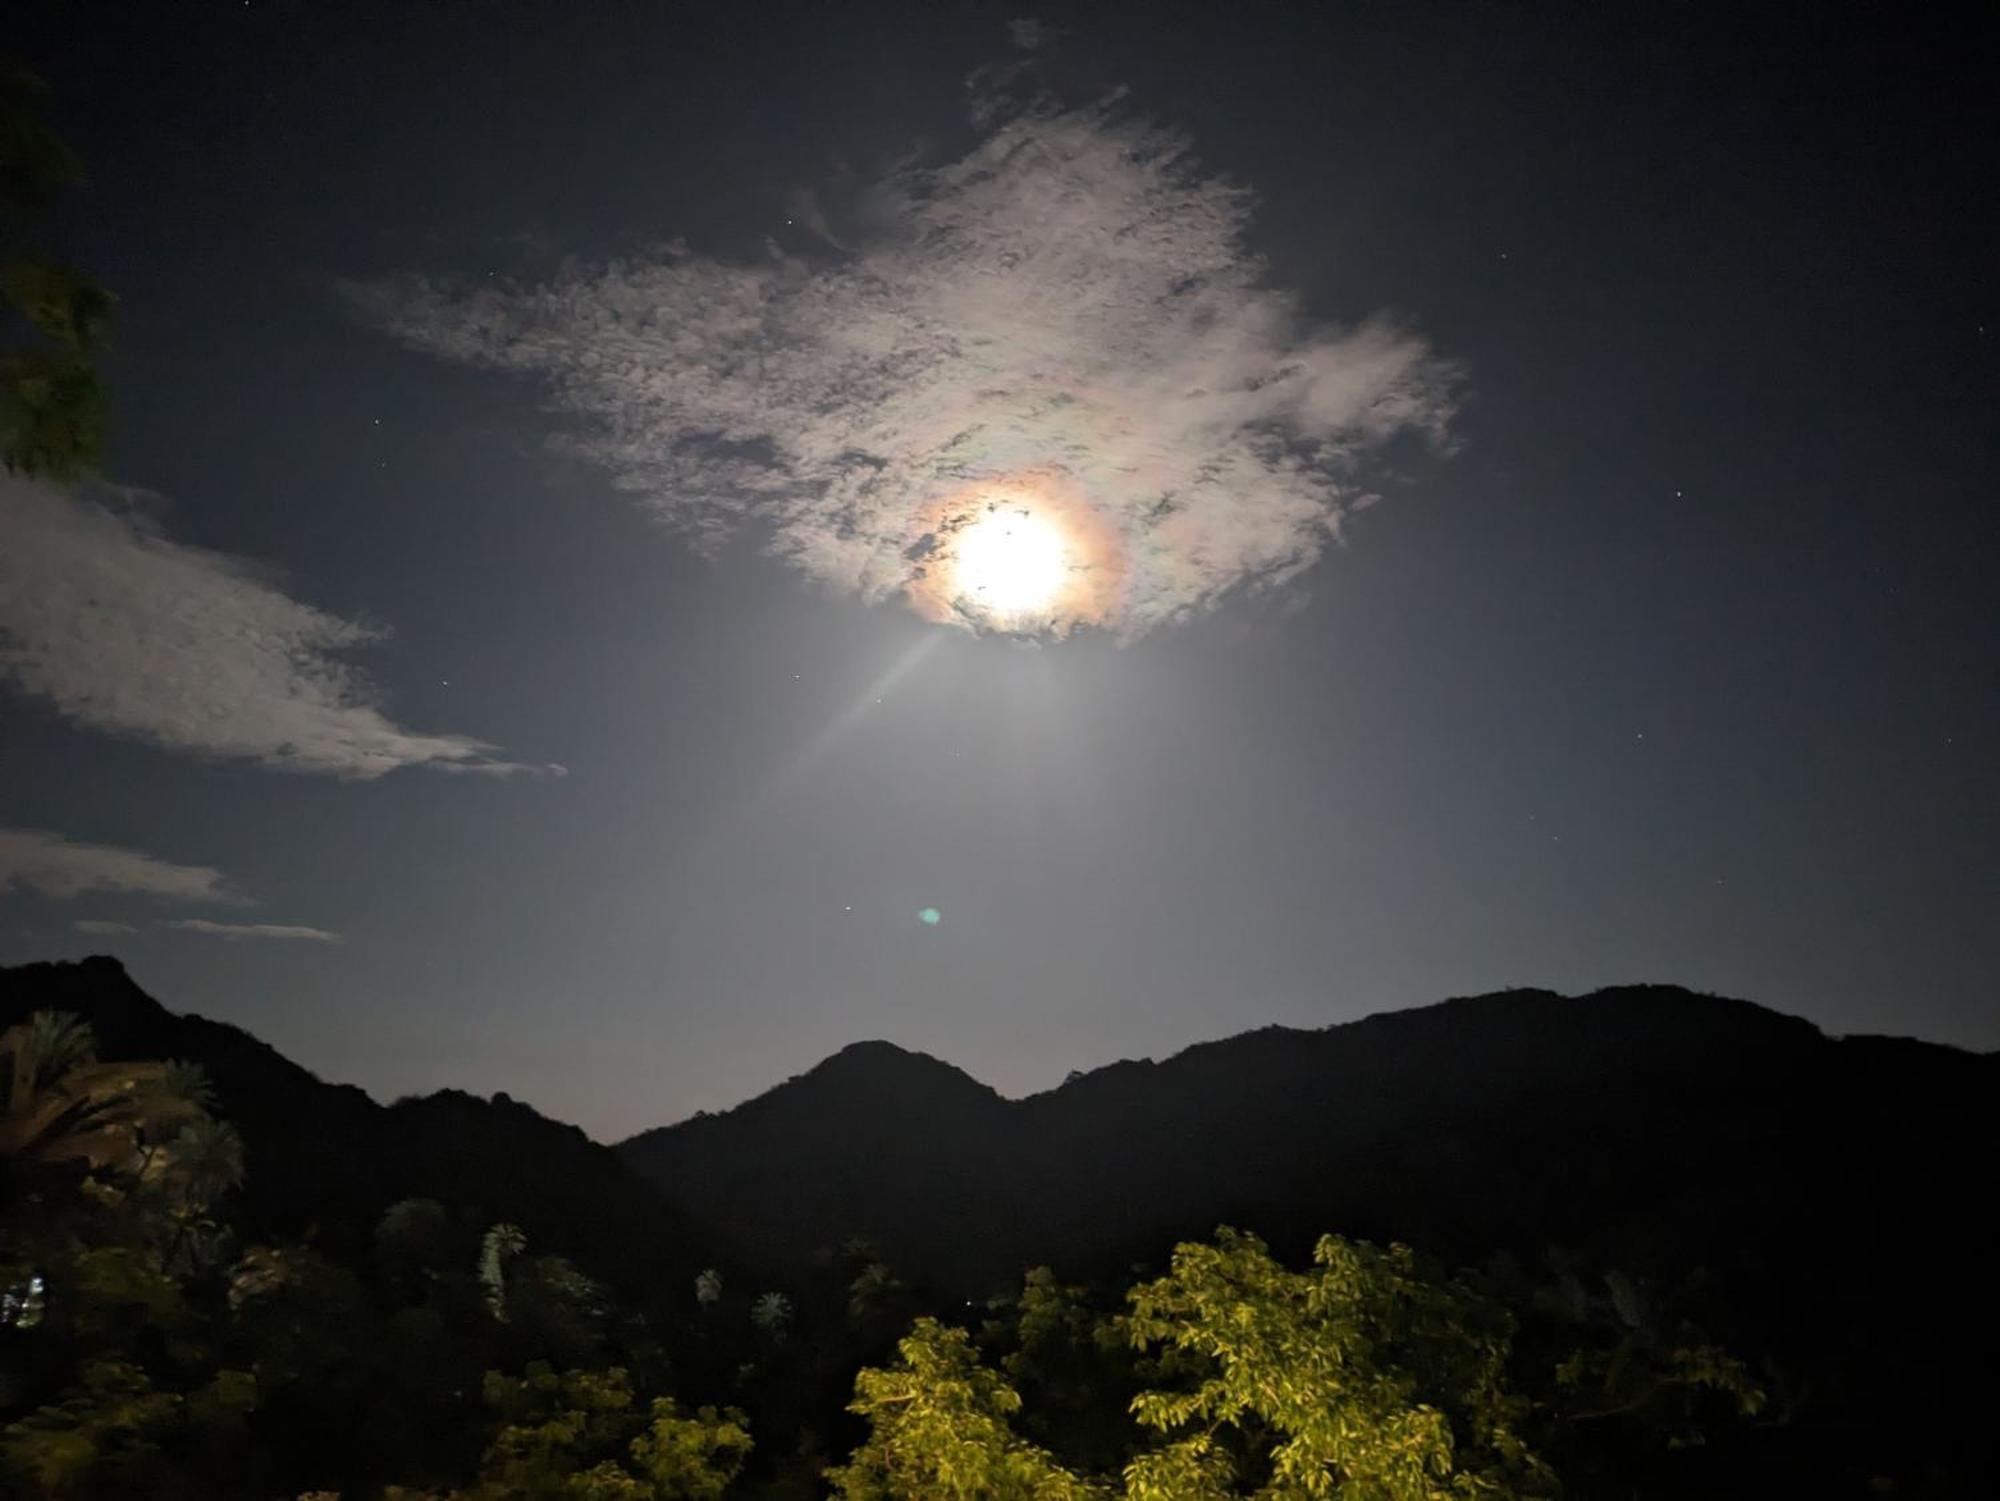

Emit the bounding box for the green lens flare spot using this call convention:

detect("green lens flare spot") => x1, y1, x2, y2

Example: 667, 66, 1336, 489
918, 907, 942, 926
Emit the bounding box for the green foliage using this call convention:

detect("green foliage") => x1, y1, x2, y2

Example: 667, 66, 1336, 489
1121, 1230, 1553, 1499
475, 1364, 642, 1497
468, 1363, 750, 1500
627, 1397, 753, 1499
0, 1012, 1782, 1498
832, 1231, 1558, 1500
1, 1011, 215, 1177
1535, 1265, 1766, 1446
1, 1017, 755, 1498
66, 1245, 185, 1333
827, 1318, 1108, 1500
0, 64, 112, 480
0, 64, 82, 209
749, 1292, 792, 1339
480, 1223, 528, 1321
0, 1360, 181, 1497
984, 1268, 1134, 1475
1005, 1268, 1110, 1376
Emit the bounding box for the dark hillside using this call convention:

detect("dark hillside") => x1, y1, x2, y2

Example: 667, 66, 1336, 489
621, 984, 1999, 1482
0, 957, 722, 1291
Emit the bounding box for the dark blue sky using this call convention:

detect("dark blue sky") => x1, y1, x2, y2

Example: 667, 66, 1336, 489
4, 2, 1992, 1138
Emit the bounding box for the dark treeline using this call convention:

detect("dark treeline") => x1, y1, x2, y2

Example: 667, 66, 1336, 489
2, 959, 1993, 1497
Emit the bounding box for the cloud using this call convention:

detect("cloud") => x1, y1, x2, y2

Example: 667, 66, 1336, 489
1007, 18, 1052, 50
159, 919, 341, 943
0, 475, 558, 777
354, 81, 1460, 638
0, 828, 238, 903
0, 832, 338, 941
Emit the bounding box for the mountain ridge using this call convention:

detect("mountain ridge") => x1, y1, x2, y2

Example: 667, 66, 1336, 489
0, 956, 728, 1292
642, 983, 1873, 1131
617, 982, 1995, 1316
9, 957, 1995, 1478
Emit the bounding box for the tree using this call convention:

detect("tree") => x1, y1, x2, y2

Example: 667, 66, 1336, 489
468, 1363, 750, 1500
479, 1224, 528, 1321
0, 1360, 258, 1499
376, 1198, 455, 1292
0, 1359, 183, 1497
1120, 1230, 1554, 1500
627, 1397, 753, 1500
827, 1318, 1107, 1501
750, 1291, 793, 1340
149, 1114, 245, 1213
985, 1267, 1133, 1475
1520, 1260, 1768, 1482
506, 1254, 613, 1370
1, 1011, 211, 1177
832, 1229, 1557, 1500
0, 62, 113, 480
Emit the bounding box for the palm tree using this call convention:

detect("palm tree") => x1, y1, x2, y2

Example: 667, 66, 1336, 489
153, 1115, 245, 1211
0, 1011, 208, 1175
479, 1222, 527, 1320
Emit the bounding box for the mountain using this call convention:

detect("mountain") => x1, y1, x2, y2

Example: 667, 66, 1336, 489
623, 984, 1999, 1293
629, 1038, 1019, 1281
12, 960, 1995, 1482
620, 985, 1998, 1471
0, 957, 723, 1292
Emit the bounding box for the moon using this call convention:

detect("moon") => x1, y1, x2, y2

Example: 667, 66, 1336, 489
953, 509, 1069, 619
902, 472, 1129, 637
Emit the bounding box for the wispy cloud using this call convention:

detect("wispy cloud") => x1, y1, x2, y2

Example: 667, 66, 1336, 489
355, 77, 1459, 638
0, 828, 238, 902
0, 475, 558, 777
159, 919, 341, 944
0, 833, 340, 942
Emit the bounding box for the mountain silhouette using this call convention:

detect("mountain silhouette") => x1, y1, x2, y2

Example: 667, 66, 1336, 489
9, 960, 1994, 1480
623, 984, 1997, 1290
630, 1038, 1018, 1283
0, 956, 724, 1292
620, 984, 1997, 1472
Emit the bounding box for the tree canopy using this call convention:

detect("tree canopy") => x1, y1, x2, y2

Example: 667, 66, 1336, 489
0, 61, 111, 481
0, 1010, 1782, 1499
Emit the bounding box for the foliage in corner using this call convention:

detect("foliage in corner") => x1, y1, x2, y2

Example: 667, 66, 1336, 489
0, 62, 113, 481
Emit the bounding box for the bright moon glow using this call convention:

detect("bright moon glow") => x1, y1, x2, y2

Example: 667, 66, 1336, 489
954, 509, 1068, 619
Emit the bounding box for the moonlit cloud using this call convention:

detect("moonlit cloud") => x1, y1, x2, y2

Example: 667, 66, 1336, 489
0, 828, 238, 903
72, 919, 137, 935
0, 475, 556, 777
160, 919, 342, 943
355, 80, 1460, 638
1007, 18, 1051, 50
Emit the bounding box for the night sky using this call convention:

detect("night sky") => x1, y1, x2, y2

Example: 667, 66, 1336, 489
3, 2, 1992, 1139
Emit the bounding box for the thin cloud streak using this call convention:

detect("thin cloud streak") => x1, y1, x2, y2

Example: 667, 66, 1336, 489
159, 919, 342, 943
357, 81, 1460, 638
72, 919, 137, 935
0, 828, 239, 903
0, 475, 557, 778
